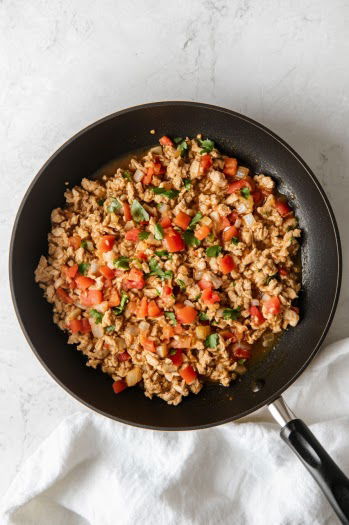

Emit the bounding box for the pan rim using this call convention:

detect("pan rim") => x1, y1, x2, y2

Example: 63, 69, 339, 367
9, 101, 342, 431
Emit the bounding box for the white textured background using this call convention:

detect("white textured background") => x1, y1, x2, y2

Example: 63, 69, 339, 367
1, 0, 348, 499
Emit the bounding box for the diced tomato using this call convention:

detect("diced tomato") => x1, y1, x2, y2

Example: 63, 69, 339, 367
118, 351, 131, 362
68, 280, 76, 290
201, 288, 220, 304
175, 305, 197, 324
99, 265, 115, 280
159, 136, 174, 147
200, 154, 212, 172
153, 162, 165, 175
233, 343, 252, 359
252, 191, 263, 206
164, 229, 185, 253
56, 287, 73, 304
198, 279, 213, 290
148, 300, 162, 317
278, 267, 288, 276
140, 332, 156, 352
160, 216, 172, 229
217, 216, 231, 232
137, 297, 148, 318
142, 166, 153, 186
163, 285, 173, 296
264, 296, 281, 315
80, 318, 91, 333
66, 264, 78, 279
227, 179, 252, 194
228, 211, 239, 223
223, 157, 238, 177
220, 254, 236, 275
195, 225, 211, 240
98, 235, 115, 253
174, 211, 191, 230
163, 325, 175, 339
249, 305, 265, 325
80, 289, 103, 307
169, 348, 183, 366
275, 200, 292, 217
222, 225, 238, 242
124, 268, 146, 290
68, 235, 81, 250
220, 330, 237, 341
127, 300, 138, 315
180, 365, 197, 384
75, 275, 95, 290
136, 251, 148, 261
174, 324, 184, 335
108, 288, 120, 307
68, 319, 82, 333
123, 202, 132, 222
112, 380, 127, 394
125, 228, 141, 242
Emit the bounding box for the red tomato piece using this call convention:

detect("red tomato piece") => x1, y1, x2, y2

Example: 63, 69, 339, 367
148, 300, 162, 317
153, 162, 165, 175
80, 289, 103, 307
140, 332, 156, 352
169, 349, 183, 366
80, 318, 92, 333
228, 211, 239, 223
123, 202, 132, 222
56, 287, 73, 304
124, 269, 146, 290
180, 365, 197, 384
217, 216, 231, 232
233, 344, 252, 359
223, 157, 238, 177
162, 285, 173, 296
198, 279, 213, 290
99, 235, 116, 253
125, 228, 141, 242
118, 352, 131, 362
137, 297, 148, 318
163, 325, 175, 340
275, 200, 292, 217
175, 305, 197, 324
159, 136, 174, 147
108, 288, 120, 307
66, 264, 78, 279
68, 235, 81, 250
112, 380, 127, 394
249, 305, 265, 325
264, 296, 281, 315
164, 229, 185, 253
68, 319, 82, 333
195, 225, 211, 240
200, 154, 212, 172
278, 267, 288, 276
201, 288, 220, 304
160, 216, 172, 229
220, 330, 237, 341
222, 225, 238, 242
75, 275, 95, 290
252, 191, 263, 206
220, 254, 236, 275
142, 166, 153, 186
227, 179, 252, 194
174, 211, 191, 230
99, 265, 115, 280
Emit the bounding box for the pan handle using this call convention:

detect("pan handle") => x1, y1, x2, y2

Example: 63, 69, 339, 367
268, 397, 349, 524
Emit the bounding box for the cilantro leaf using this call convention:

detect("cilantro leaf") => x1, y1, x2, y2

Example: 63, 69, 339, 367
131, 200, 150, 222
176, 279, 186, 290
113, 256, 130, 270
240, 187, 251, 199
199, 138, 215, 154
154, 223, 164, 240
183, 229, 200, 248
265, 273, 279, 285
148, 257, 173, 280
177, 139, 188, 156
97, 198, 105, 206
81, 240, 88, 249
183, 178, 191, 190
237, 358, 247, 365
112, 292, 129, 316
189, 212, 203, 230
164, 311, 177, 325
232, 237, 239, 245
138, 231, 150, 240
107, 198, 121, 213
122, 170, 132, 181
155, 250, 171, 259
198, 312, 209, 321
78, 262, 90, 275
205, 333, 219, 348
90, 309, 103, 324
223, 307, 241, 320
151, 187, 180, 199
206, 245, 222, 257
174, 137, 183, 144
105, 325, 115, 333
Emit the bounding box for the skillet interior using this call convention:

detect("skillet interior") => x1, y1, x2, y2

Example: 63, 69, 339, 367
9, 102, 341, 430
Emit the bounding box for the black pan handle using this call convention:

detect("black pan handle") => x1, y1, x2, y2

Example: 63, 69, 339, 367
269, 397, 349, 524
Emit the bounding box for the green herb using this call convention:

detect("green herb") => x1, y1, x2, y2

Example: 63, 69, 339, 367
112, 292, 129, 316
169, 348, 177, 355
138, 231, 150, 240
232, 237, 239, 245
81, 240, 88, 249
237, 358, 247, 365
205, 333, 219, 348
198, 312, 209, 321
198, 138, 215, 154
113, 256, 130, 270
164, 311, 177, 325
78, 262, 90, 275
131, 200, 150, 222
151, 187, 180, 199
194, 294, 201, 301
265, 273, 279, 285
183, 229, 200, 248
156, 289, 161, 296
240, 187, 251, 199
189, 212, 203, 230
183, 178, 191, 190
207, 232, 215, 242
154, 223, 164, 240
174, 137, 183, 144
105, 325, 115, 333
97, 198, 105, 206
155, 250, 171, 259
90, 309, 103, 324
107, 198, 121, 213
148, 257, 173, 280
122, 170, 132, 181
177, 139, 188, 156
223, 307, 241, 320
206, 245, 222, 257
176, 279, 186, 290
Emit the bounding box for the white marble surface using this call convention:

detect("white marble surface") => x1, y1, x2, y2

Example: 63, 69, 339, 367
1, 0, 349, 500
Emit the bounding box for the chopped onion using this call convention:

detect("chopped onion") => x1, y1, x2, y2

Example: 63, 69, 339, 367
133, 169, 144, 183
157, 203, 169, 214
244, 213, 255, 226
150, 146, 163, 154
139, 321, 150, 332
234, 218, 241, 228
125, 324, 139, 336
95, 301, 109, 313
236, 202, 247, 214
156, 344, 168, 358
184, 300, 194, 307
210, 211, 220, 222
235, 166, 250, 179
126, 367, 142, 387
262, 294, 270, 302
251, 299, 260, 306
90, 261, 99, 275
90, 319, 104, 338
201, 216, 212, 226
86, 241, 94, 252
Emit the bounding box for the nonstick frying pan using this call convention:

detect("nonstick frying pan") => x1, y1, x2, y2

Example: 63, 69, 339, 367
9, 102, 349, 522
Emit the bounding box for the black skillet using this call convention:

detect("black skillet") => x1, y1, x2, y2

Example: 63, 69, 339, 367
9, 102, 349, 522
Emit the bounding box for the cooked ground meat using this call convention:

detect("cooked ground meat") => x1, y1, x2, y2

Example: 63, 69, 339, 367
35, 135, 301, 405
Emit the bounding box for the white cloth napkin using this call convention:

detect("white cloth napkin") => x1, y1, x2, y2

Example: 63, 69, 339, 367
1, 339, 349, 525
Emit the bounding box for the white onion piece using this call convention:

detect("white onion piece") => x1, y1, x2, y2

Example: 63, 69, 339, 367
90, 261, 99, 275
86, 241, 94, 252
90, 319, 104, 338
210, 211, 220, 222
184, 300, 194, 307
236, 202, 247, 214
157, 203, 169, 214
95, 301, 109, 313
244, 213, 255, 226
125, 324, 139, 336
262, 294, 271, 302
223, 226, 231, 233
150, 146, 163, 154
139, 321, 150, 332
234, 218, 241, 228
201, 216, 212, 226
75, 302, 87, 310
133, 169, 144, 183
251, 299, 260, 306
235, 166, 250, 179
